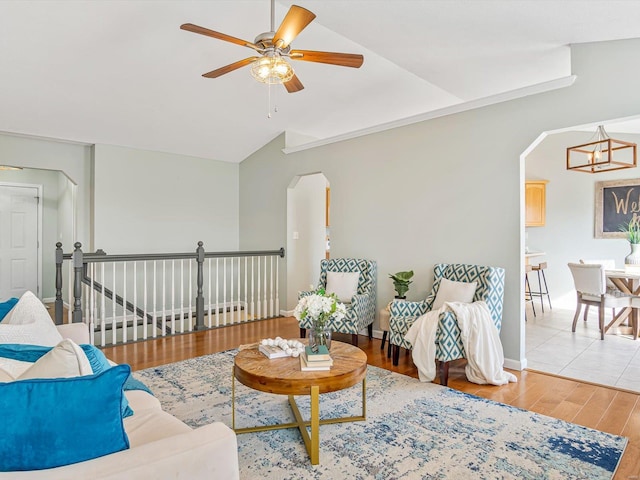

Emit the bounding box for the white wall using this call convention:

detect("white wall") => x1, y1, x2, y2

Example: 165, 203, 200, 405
93, 144, 239, 254
239, 38, 640, 368
526, 130, 640, 308
286, 173, 328, 310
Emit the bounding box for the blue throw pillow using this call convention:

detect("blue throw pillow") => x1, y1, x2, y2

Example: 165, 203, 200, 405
0, 298, 18, 322
0, 364, 131, 471
0, 343, 139, 417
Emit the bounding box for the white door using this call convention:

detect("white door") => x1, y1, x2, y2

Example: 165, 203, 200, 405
0, 185, 39, 299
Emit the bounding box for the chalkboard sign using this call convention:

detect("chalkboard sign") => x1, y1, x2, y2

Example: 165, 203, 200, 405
595, 179, 640, 238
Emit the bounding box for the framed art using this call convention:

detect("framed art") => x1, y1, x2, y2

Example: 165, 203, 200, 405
595, 178, 640, 238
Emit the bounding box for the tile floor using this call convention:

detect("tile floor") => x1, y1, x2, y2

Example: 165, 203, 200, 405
525, 303, 640, 392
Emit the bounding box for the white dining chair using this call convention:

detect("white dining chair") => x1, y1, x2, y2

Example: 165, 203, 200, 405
579, 259, 619, 317
567, 262, 632, 340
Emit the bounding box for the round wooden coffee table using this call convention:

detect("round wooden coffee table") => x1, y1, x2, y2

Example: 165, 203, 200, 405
232, 340, 367, 465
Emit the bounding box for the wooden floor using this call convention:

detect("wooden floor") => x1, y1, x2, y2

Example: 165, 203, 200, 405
103, 316, 640, 479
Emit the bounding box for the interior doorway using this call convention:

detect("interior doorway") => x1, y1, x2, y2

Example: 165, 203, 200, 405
286, 173, 330, 311
0, 183, 42, 299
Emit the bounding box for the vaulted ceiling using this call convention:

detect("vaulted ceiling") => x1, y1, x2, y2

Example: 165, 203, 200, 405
2, 1, 640, 163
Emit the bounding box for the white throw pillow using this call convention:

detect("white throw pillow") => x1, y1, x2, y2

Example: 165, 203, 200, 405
0, 357, 33, 378
18, 339, 93, 380
0, 368, 14, 382
432, 278, 478, 309
0, 291, 63, 347
326, 271, 360, 304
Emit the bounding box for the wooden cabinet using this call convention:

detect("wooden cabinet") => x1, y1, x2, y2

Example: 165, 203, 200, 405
525, 180, 548, 227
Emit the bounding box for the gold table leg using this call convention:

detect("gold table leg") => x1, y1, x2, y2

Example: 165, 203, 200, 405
233, 377, 367, 465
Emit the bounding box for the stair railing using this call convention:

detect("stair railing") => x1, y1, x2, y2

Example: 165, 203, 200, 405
55, 242, 285, 346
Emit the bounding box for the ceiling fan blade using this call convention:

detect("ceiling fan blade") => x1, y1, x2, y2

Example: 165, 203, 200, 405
202, 57, 259, 78
273, 5, 316, 49
289, 49, 364, 68
180, 23, 257, 50
284, 74, 304, 93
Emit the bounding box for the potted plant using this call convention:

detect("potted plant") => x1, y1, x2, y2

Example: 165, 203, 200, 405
389, 270, 414, 299
620, 216, 640, 269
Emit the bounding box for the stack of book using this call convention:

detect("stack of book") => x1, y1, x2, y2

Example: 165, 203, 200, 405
300, 345, 333, 371
258, 344, 289, 359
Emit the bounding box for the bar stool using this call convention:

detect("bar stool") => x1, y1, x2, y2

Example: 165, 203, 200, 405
530, 262, 552, 312
525, 264, 536, 318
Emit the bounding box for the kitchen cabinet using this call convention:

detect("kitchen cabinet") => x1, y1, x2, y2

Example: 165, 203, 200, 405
525, 180, 548, 227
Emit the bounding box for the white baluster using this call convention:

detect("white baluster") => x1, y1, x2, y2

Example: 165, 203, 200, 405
237, 257, 241, 323
153, 261, 157, 338
263, 256, 267, 319
100, 263, 106, 347
180, 260, 184, 333
89, 263, 95, 344
275, 255, 280, 315
143, 261, 148, 340
162, 260, 166, 336
188, 260, 193, 331
207, 258, 212, 328
223, 258, 227, 325
215, 258, 220, 327
257, 256, 261, 319
251, 257, 255, 320
122, 262, 127, 344
67, 261, 72, 324
269, 256, 274, 317
133, 261, 138, 342
244, 257, 248, 322
230, 257, 234, 324
112, 263, 117, 345
171, 260, 175, 334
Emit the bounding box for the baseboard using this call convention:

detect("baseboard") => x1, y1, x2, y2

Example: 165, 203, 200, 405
42, 297, 56, 303
280, 309, 295, 317
504, 357, 527, 371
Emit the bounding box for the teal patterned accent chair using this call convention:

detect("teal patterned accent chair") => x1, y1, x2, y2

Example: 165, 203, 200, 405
389, 263, 505, 385
298, 258, 377, 346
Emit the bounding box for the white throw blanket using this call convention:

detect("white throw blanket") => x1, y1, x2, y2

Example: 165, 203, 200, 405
404, 301, 517, 385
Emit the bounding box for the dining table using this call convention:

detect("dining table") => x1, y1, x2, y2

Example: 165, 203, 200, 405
604, 269, 640, 339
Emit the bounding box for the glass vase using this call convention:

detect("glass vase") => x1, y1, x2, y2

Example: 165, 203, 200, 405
309, 324, 332, 350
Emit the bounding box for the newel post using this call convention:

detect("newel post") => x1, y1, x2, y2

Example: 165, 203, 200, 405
55, 242, 64, 325
195, 241, 205, 330
72, 242, 84, 324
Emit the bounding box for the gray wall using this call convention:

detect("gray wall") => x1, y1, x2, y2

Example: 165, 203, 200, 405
526, 130, 640, 309
0, 134, 92, 247
239, 38, 640, 368
93, 144, 239, 254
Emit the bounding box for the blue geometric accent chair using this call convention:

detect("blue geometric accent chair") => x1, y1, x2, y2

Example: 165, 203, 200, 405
389, 263, 505, 385
298, 258, 377, 346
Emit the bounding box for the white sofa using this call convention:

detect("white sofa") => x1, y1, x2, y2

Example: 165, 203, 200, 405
0, 293, 240, 479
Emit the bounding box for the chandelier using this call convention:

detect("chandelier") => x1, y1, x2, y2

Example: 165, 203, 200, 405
566, 125, 637, 173
250, 55, 294, 84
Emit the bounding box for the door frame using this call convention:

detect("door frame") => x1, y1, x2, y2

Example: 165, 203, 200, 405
0, 182, 43, 299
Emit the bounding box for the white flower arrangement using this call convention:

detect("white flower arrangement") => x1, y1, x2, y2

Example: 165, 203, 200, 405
293, 288, 347, 329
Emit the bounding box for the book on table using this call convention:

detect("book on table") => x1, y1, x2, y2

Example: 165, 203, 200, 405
304, 345, 331, 362
258, 344, 289, 359
299, 354, 332, 371
301, 350, 333, 368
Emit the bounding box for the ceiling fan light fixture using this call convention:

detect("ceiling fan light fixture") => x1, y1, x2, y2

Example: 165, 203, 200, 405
566, 125, 637, 173
250, 56, 294, 84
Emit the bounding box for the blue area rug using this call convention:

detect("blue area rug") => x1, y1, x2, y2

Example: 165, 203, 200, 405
134, 349, 627, 480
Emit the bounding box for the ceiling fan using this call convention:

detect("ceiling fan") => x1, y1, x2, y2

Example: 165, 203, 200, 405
180, 1, 364, 93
